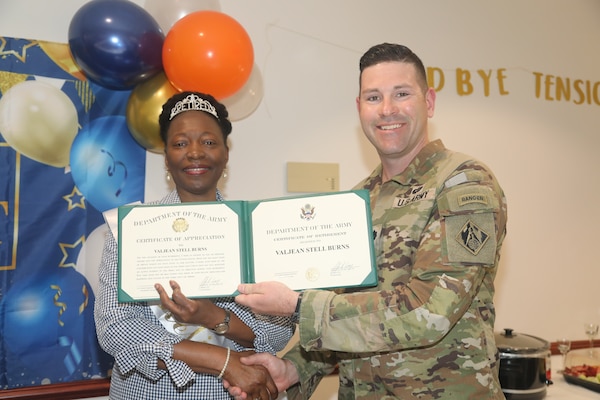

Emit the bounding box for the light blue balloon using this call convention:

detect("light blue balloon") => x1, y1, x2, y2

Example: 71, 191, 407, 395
70, 116, 146, 212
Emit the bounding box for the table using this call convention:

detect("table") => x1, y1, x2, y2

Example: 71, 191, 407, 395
546, 355, 600, 399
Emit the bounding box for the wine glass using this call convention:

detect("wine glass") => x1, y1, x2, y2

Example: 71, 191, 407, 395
584, 323, 599, 356
556, 338, 571, 373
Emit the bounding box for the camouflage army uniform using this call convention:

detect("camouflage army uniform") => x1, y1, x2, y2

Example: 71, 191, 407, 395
284, 139, 507, 399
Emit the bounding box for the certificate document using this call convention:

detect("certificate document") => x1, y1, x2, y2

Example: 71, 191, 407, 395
117, 190, 376, 302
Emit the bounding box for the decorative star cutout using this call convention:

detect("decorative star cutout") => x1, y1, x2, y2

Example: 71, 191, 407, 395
58, 235, 86, 269
63, 186, 86, 211
0, 37, 39, 63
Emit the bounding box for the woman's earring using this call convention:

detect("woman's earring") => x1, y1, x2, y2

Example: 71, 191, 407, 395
222, 168, 228, 179
166, 169, 171, 181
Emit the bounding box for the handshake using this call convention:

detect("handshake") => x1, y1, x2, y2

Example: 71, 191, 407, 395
155, 280, 302, 400
220, 351, 295, 400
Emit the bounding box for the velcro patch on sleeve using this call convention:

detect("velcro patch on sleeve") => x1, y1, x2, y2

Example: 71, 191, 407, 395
443, 213, 497, 265
438, 185, 498, 216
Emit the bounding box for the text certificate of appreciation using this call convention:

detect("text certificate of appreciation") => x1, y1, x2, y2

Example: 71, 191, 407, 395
118, 202, 244, 302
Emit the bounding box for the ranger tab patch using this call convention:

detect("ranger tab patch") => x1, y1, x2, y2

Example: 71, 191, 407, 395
458, 193, 488, 207
457, 219, 489, 255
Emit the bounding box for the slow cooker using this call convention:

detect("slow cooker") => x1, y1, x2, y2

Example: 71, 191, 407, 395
495, 328, 552, 400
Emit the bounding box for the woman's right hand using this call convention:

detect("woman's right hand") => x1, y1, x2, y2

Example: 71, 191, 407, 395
171, 342, 277, 399
224, 350, 278, 400
223, 352, 298, 399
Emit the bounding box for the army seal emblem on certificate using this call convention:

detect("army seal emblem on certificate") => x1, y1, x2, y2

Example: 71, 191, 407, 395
172, 217, 189, 233
305, 267, 320, 282
300, 203, 316, 220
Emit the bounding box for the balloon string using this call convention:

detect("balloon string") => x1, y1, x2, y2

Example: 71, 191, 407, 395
79, 284, 89, 315
50, 284, 67, 327
100, 148, 128, 197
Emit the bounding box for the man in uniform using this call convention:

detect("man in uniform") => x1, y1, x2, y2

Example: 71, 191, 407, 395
230, 42, 508, 399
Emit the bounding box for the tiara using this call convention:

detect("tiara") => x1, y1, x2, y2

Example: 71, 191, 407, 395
169, 93, 218, 121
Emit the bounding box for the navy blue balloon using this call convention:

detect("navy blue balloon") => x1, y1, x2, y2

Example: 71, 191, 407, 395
68, 0, 164, 90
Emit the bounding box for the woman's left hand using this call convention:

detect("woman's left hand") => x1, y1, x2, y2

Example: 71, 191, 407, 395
155, 280, 215, 325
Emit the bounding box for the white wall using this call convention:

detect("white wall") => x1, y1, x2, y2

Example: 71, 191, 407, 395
2, 0, 600, 366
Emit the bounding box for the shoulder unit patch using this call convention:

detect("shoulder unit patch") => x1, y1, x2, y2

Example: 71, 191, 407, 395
456, 219, 489, 255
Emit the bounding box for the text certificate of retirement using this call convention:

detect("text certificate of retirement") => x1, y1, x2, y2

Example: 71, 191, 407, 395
249, 191, 375, 291
118, 203, 242, 302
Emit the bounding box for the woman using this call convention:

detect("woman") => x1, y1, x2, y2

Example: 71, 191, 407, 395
94, 91, 294, 400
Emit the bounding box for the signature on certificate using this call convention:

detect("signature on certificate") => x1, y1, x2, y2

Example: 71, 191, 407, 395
197, 275, 224, 290
331, 261, 358, 276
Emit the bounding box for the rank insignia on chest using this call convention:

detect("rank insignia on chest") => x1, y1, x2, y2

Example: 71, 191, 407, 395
456, 219, 489, 255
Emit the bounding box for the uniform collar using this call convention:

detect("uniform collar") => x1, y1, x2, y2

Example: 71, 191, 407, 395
364, 139, 447, 187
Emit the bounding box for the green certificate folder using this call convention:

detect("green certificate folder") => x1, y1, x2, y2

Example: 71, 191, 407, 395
117, 190, 377, 302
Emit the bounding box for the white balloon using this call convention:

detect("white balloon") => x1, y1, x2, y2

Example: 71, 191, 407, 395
144, 0, 221, 33
75, 223, 110, 297
221, 64, 264, 121
0, 80, 78, 167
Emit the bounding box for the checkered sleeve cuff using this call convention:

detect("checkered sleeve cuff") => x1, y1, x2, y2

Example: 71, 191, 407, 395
114, 339, 196, 388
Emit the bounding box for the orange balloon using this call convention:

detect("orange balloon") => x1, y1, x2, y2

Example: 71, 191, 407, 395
163, 11, 254, 99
